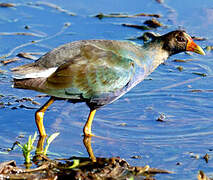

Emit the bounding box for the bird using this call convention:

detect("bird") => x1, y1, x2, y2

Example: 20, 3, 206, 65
12, 30, 205, 137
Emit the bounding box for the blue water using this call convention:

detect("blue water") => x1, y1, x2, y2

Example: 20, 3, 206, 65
0, 0, 213, 179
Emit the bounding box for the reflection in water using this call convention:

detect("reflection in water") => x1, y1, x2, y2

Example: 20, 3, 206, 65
83, 136, 97, 162
36, 135, 46, 156
37, 135, 97, 162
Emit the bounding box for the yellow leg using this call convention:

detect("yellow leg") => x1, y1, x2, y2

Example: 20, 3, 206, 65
35, 97, 55, 136
83, 109, 96, 136
83, 136, 96, 162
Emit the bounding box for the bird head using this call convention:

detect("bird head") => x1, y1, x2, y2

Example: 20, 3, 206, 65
160, 30, 205, 56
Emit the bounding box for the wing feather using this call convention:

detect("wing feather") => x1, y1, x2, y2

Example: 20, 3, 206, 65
46, 43, 135, 99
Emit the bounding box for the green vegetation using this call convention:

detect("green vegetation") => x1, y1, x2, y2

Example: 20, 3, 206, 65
17, 132, 60, 164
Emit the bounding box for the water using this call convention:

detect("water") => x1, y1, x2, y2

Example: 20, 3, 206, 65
0, 0, 213, 179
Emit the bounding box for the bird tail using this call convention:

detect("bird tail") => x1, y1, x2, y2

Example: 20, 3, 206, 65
13, 77, 47, 92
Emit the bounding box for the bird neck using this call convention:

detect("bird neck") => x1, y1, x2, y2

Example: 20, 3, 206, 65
141, 40, 170, 73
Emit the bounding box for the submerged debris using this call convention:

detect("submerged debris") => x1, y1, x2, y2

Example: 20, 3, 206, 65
176, 162, 182, 166
94, 12, 161, 19
17, 52, 41, 60
0, 157, 172, 179
192, 72, 207, 77
1, 57, 20, 65
0, 96, 41, 110
0, 32, 46, 37
189, 152, 200, 159
122, 23, 151, 30
131, 155, 142, 159
135, 12, 161, 18
190, 89, 213, 93
177, 66, 183, 72
0, 160, 17, 173
197, 170, 210, 180
192, 36, 207, 41
15, 97, 40, 106
0, 3, 15, 7
205, 46, 213, 51
157, 113, 166, 122
203, 153, 210, 163
24, 25, 30, 29
173, 59, 197, 62
144, 18, 163, 28
123, 18, 163, 31
35, 2, 76, 16
190, 89, 203, 93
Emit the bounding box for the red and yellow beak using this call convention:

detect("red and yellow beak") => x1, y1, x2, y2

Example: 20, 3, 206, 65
186, 38, 205, 55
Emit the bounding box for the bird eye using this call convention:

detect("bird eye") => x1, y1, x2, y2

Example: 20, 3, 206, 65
176, 35, 185, 42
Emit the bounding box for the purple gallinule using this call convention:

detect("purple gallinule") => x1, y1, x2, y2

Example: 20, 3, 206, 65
12, 30, 205, 137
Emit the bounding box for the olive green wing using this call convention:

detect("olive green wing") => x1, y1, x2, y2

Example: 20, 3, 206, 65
46, 43, 135, 99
